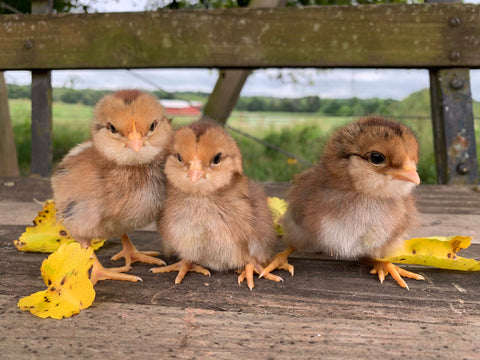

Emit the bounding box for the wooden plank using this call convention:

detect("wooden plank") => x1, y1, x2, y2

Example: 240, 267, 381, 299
0, 72, 19, 176
429, 68, 479, 184
1, 179, 480, 358
1, 226, 479, 359
1, 4, 480, 70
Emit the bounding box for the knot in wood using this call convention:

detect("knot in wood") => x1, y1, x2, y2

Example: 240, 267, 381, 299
24, 40, 34, 50
449, 17, 461, 27
456, 162, 470, 175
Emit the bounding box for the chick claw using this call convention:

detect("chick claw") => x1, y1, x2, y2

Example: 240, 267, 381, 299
259, 247, 295, 279
111, 234, 166, 268
238, 262, 283, 291
150, 260, 211, 285
90, 254, 142, 286
370, 261, 425, 290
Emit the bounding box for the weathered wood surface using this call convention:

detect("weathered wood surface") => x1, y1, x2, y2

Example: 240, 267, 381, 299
1, 178, 479, 359
1, 4, 480, 70
30, 70, 53, 178
29, 0, 53, 178
429, 69, 479, 185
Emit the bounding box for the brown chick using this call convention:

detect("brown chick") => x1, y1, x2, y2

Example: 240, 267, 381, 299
51, 89, 173, 285
261, 116, 425, 289
150, 120, 281, 290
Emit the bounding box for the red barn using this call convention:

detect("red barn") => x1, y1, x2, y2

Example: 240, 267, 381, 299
160, 100, 203, 116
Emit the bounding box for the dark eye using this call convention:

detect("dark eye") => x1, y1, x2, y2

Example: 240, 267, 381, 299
106, 122, 117, 134
150, 120, 158, 132
212, 153, 222, 165
176, 153, 182, 163
368, 152, 386, 165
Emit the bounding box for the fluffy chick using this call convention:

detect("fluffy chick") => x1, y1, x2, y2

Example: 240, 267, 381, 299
51, 89, 173, 284
261, 116, 424, 289
150, 120, 281, 290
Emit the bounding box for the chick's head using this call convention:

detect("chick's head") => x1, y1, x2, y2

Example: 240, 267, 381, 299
91, 89, 172, 165
323, 117, 420, 199
165, 120, 243, 195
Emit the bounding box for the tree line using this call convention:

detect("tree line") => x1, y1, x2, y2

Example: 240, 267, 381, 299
7, 84, 418, 117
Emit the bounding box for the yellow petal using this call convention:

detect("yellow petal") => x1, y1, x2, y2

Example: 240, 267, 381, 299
267, 197, 288, 235
377, 236, 480, 271
13, 199, 105, 252
18, 243, 95, 319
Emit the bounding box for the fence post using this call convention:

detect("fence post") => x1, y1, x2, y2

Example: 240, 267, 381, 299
30, 0, 53, 177
427, 0, 479, 184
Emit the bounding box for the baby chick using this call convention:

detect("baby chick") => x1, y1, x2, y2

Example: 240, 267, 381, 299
150, 120, 281, 290
51, 89, 173, 284
261, 116, 424, 289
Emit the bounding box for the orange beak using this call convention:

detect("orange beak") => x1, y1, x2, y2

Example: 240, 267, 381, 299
126, 117, 143, 152
188, 160, 205, 183
388, 159, 421, 185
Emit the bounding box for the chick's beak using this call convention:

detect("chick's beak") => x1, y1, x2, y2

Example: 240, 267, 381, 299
188, 160, 206, 183
389, 159, 421, 185
126, 118, 144, 152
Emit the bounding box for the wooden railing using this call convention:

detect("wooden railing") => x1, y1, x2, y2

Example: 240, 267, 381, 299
0, 2, 478, 184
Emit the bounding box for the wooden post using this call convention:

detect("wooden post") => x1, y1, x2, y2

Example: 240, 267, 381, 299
0, 72, 20, 176
427, 0, 479, 184
201, 0, 287, 125
429, 69, 479, 184
201, 70, 252, 124
30, 0, 53, 177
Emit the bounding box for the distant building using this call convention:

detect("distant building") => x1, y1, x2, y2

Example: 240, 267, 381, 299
159, 99, 203, 116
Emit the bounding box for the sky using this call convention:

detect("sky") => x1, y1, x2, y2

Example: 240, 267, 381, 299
4, 0, 480, 100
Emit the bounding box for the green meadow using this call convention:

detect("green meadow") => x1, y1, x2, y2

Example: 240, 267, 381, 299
8, 98, 480, 184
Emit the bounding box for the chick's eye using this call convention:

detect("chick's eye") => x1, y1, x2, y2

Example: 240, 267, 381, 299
368, 152, 386, 165
212, 153, 222, 165
150, 120, 158, 132
106, 122, 117, 134
176, 153, 182, 163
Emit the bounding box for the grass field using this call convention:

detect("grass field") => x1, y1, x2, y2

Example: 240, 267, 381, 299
8, 99, 480, 184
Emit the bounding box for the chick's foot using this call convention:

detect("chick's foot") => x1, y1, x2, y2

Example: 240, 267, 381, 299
150, 259, 210, 284
111, 234, 166, 267
238, 262, 283, 291
90, 254, 142, 285
259, 246, 296, 279
370, 261, 425, 290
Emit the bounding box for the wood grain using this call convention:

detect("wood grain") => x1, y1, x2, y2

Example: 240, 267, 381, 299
1, 178, 479, 359
1, 4, 480, 70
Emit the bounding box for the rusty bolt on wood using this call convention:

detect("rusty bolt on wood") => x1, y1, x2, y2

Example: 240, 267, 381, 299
456, 162, 470, 175
449, 51, 461, 61
24, 40, 34, 49
449, 17, 461, 27
450, 77, 464, 90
